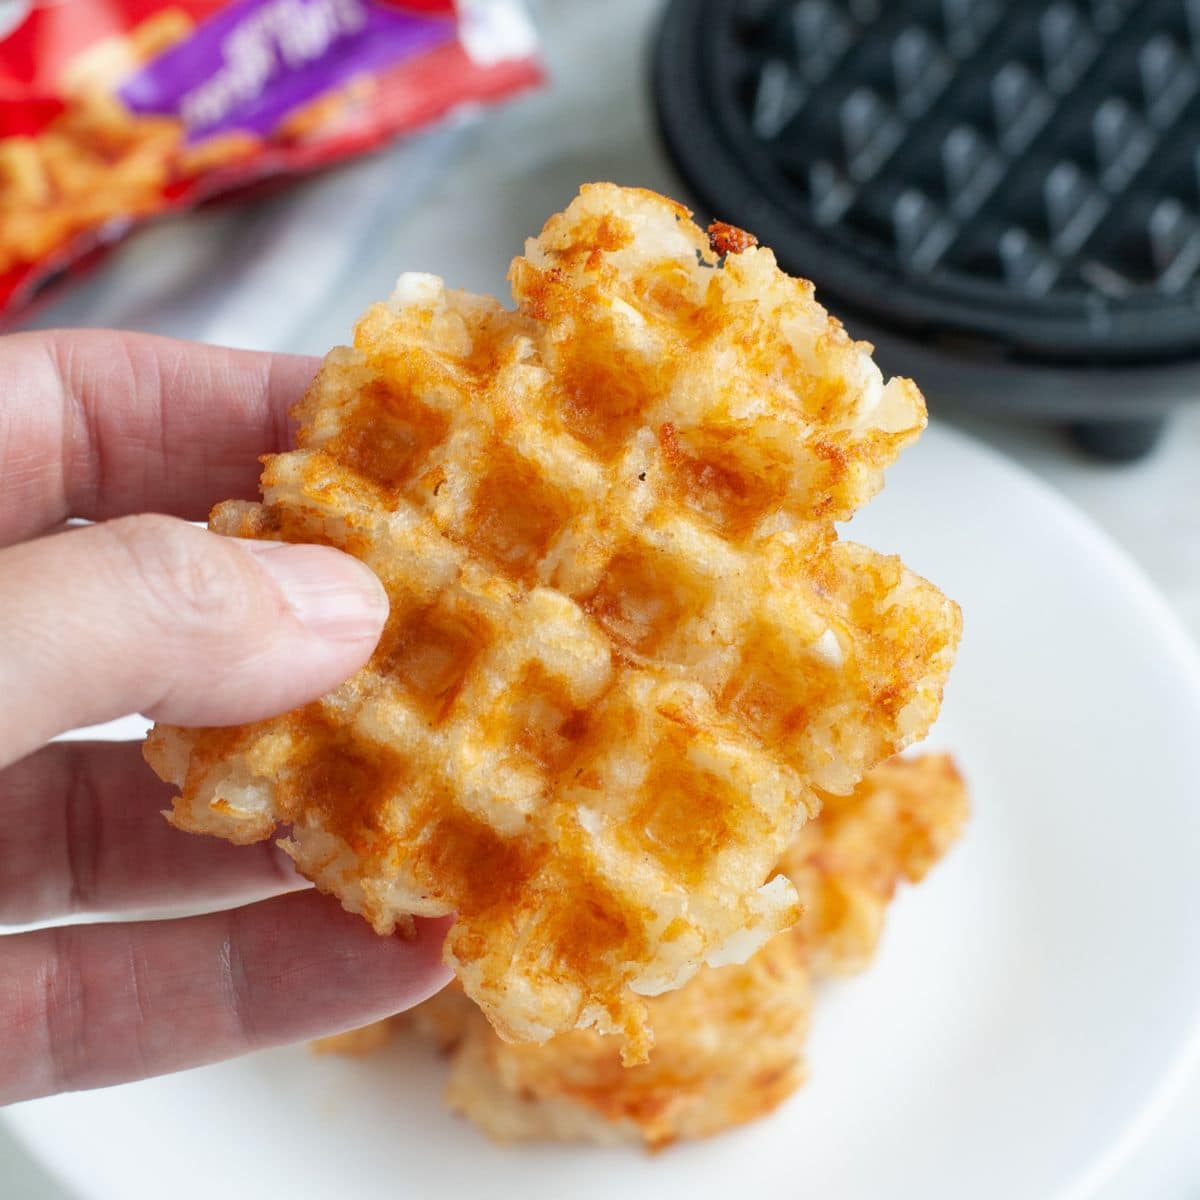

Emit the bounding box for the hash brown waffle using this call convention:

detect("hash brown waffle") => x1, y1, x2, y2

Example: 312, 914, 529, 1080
787, 752, 969, 978
318, 753, 968, 1147
145, 184, 960, 1060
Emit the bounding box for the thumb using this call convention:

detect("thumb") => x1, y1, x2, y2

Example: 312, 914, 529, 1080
0, 515, 388, 766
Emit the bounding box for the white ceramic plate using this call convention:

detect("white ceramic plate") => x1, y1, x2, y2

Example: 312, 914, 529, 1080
7, 423, 1200, 1200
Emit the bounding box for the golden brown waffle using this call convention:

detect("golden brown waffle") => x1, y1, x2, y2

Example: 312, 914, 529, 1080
145, 184, 960, 1061
786, 752, 969, 977
318, 753, 968, 1147
444, 934, 812, 1147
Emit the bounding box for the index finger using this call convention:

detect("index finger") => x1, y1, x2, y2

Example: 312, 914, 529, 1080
0, 329, 318, 546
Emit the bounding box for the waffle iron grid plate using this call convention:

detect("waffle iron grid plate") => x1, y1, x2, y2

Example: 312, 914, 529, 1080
654, 0, 1200, 458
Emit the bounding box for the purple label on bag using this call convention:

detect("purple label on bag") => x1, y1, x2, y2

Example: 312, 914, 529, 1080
118, 0, 457, 143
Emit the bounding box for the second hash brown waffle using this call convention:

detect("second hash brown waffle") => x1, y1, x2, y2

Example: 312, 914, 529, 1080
144, 184, 961, 1061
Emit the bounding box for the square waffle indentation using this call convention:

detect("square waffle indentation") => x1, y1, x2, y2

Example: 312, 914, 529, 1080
546, 329, 665, 458
657, 422, 780, 538
374, 598, 493, 728
326, 376, 451, 500
720, 622, 842, 748
500, 663, 592, 776
276, 716, 412, 859
405, 798, 546, 917
535, 866, 645, 981
463, 446, 573, 583
580, 544, 708, 658
625, 747, 769, 885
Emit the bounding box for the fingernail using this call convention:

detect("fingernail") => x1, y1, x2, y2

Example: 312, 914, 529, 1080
239, 541, 389, 642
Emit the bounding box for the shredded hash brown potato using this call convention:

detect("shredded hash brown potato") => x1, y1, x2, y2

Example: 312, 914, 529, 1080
145, 184, 960, 1061
0, 9, 360, 276
317, 754, 968, 1147
0, 11, 210, 275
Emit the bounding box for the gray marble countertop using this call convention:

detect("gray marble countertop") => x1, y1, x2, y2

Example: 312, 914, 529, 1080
3, 1, 1198, 1194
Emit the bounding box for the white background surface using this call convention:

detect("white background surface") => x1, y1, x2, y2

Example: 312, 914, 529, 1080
3, 1, 1200, 1194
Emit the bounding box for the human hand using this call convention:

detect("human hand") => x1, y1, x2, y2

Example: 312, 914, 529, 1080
0, 331, 451, 1105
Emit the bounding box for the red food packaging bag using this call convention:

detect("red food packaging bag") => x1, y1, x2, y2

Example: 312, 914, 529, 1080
0, 0, 541, 317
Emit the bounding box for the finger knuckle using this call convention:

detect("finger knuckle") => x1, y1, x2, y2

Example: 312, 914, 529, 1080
41, 926, 90, 1094
221, 908, 260, 1047
63, 744, 102, 914
101, 515, 253, 630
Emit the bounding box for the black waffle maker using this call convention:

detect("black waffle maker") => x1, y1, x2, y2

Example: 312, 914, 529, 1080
653, 0, 1200, 459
